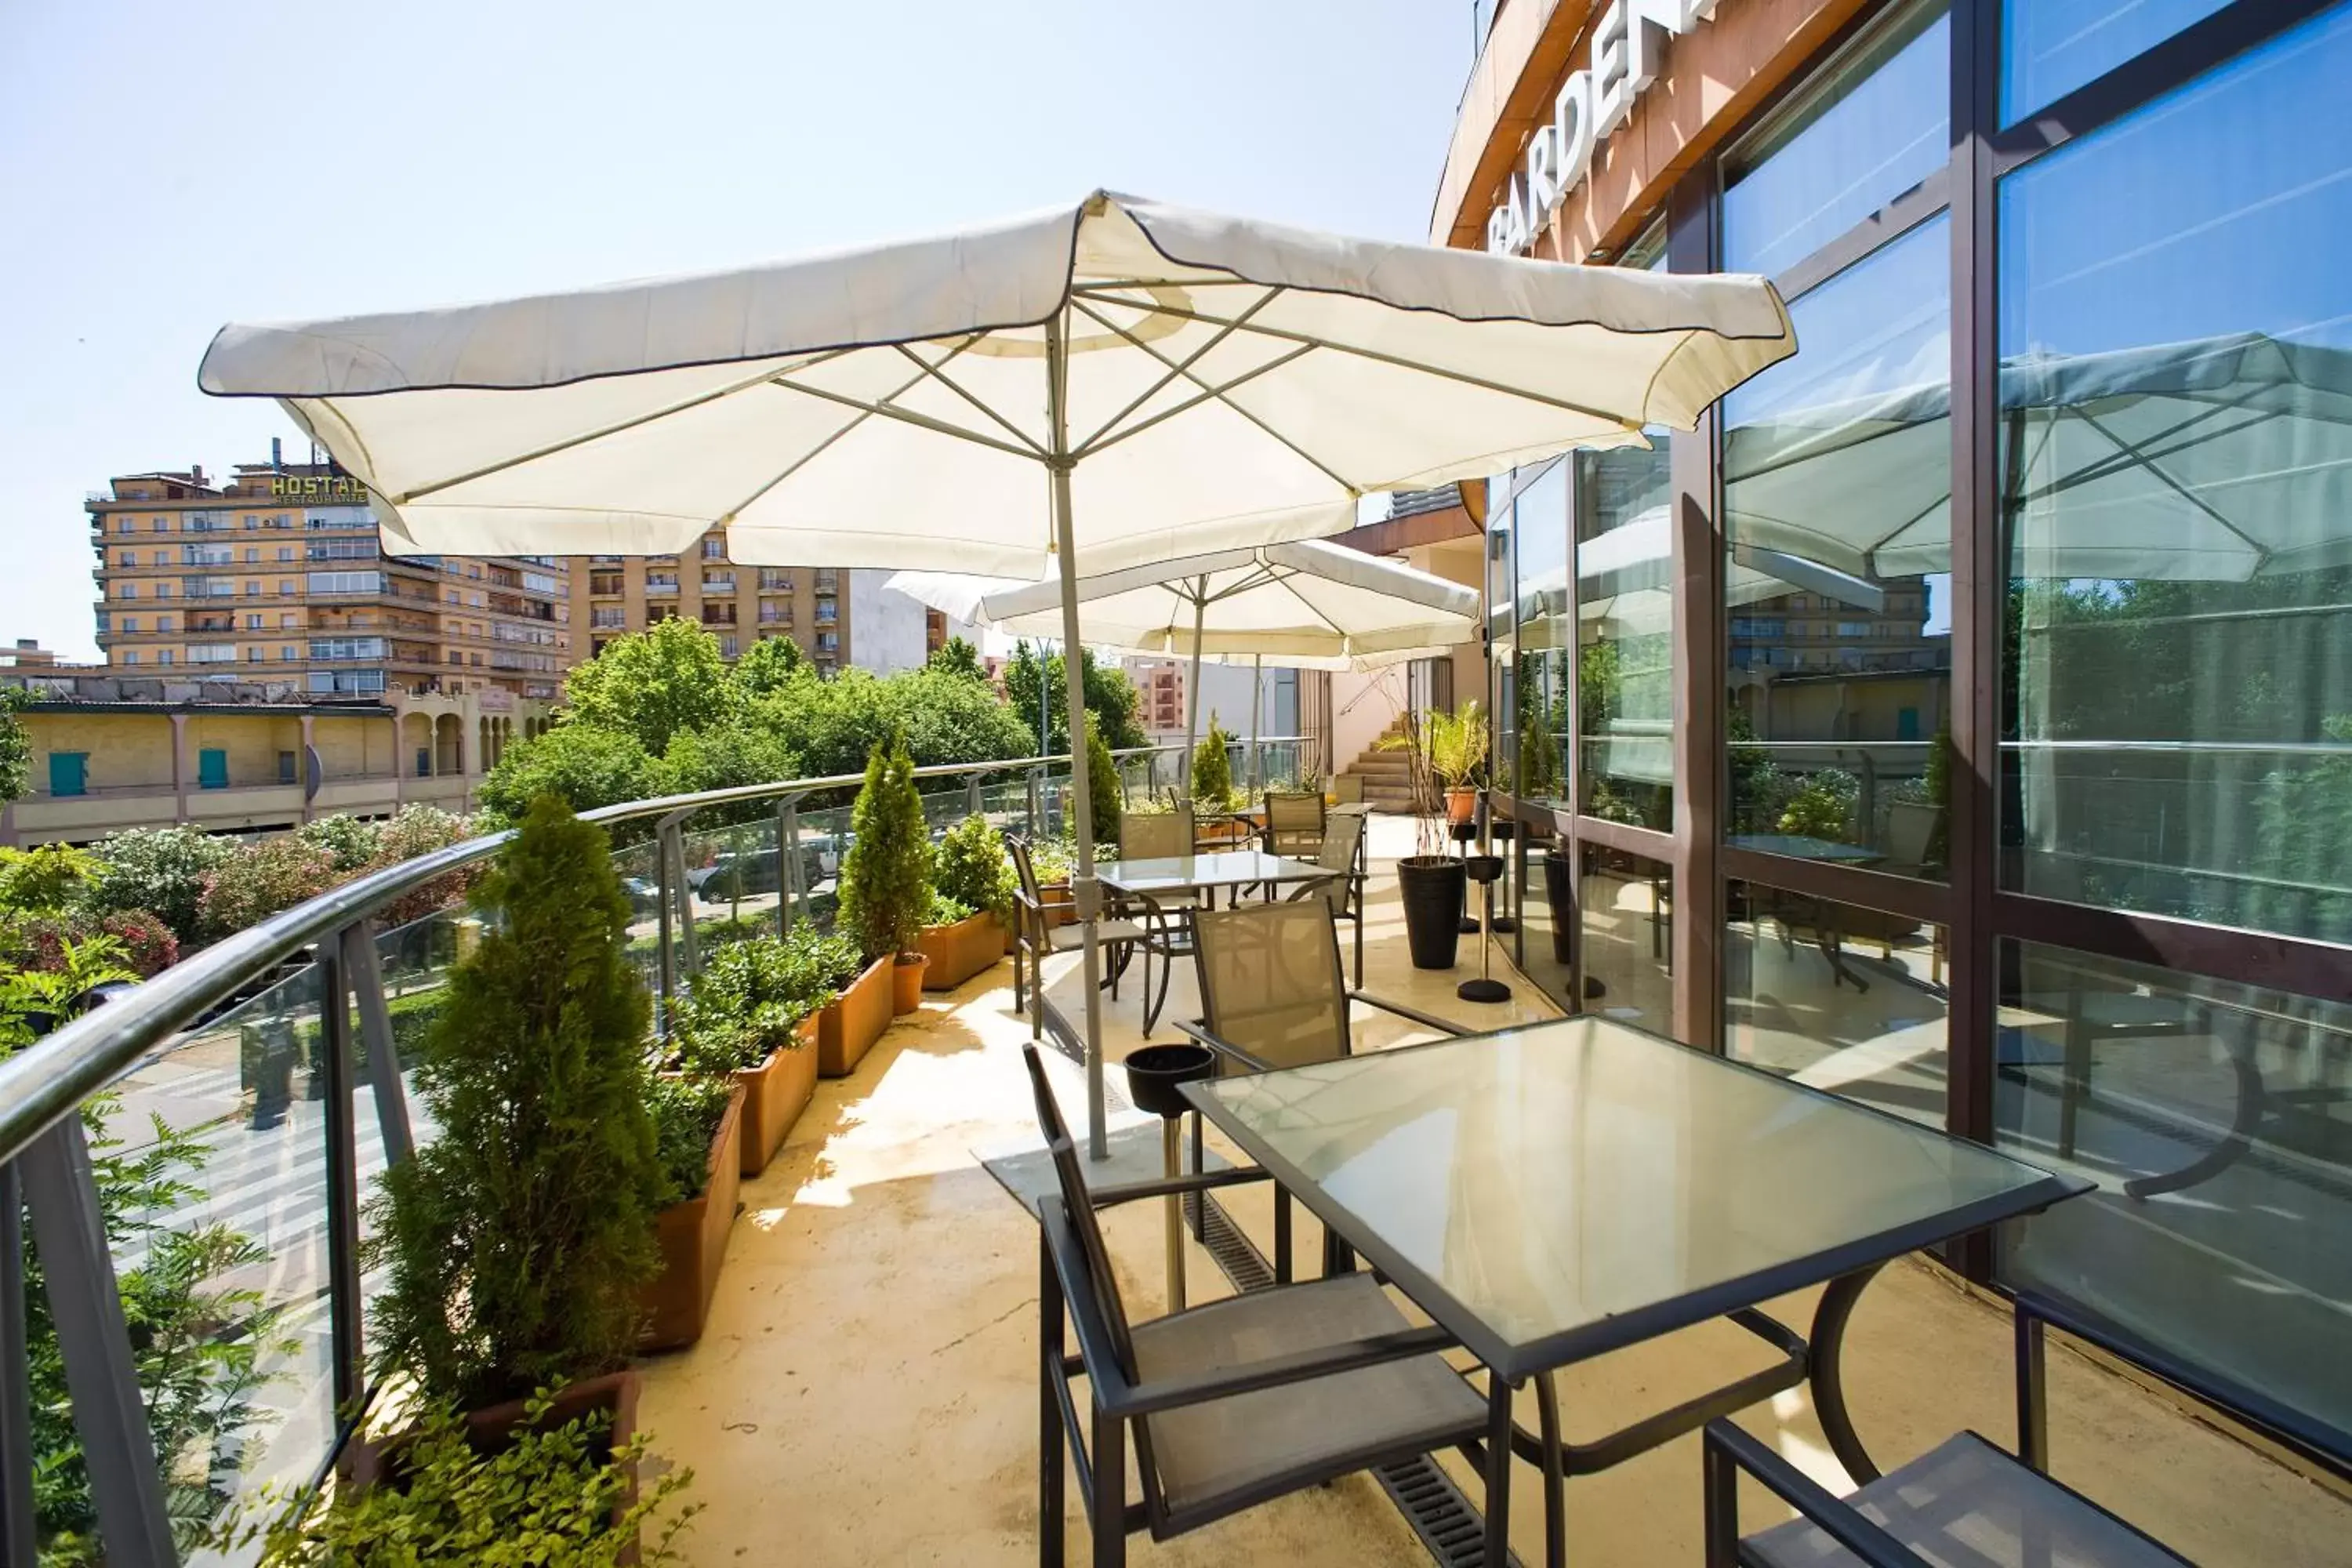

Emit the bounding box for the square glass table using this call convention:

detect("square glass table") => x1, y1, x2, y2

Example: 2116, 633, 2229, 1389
1094, 850, 1334, 904
1182, 1016, 2089, 1559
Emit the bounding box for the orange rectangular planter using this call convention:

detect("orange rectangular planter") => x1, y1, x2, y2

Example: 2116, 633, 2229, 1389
639, 1083, 745, 1352
734, 1014, 819, 1176
918, 911, 1007, 990
817, 955, 892, 1077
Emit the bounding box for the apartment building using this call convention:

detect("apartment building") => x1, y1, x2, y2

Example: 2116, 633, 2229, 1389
89, 459, 571, 702
571, 528, 958, 673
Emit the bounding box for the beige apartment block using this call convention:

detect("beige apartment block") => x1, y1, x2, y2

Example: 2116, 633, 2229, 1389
572, 529, 858, 671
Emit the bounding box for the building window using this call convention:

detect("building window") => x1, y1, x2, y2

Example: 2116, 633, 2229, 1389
247, 614, 263, 630
281, 646, 297, 660
759, 569, 793, 591
278, 546, 296, 562
1721, 0, 1949, 277
702, 537, 725, 559
2002, 0, 2234, 124
244, 547, 260, 563
719, 634, 739, 658
278, 750, 299, 785
1722, 216, 1951, 878
158, 650, 174, 666
245, 581, 261, 597
119, 616, 138, 633
702, 572, 735, 593
121, 652, 137, 665
47, 753, 88, 797
118, 583, 136, 599
1998, 5, 2352, 943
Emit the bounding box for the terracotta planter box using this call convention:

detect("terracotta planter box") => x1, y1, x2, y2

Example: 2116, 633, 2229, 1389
640, 1083, 745, 1352
818, 955, 892, 1077
350, 1370, 644, 1563
735, 1015, 818, 1176
891, 953, 930, 1014
918, 911, 1007, 990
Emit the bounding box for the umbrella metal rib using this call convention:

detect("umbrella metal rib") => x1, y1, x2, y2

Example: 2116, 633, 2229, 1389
1071, 285, 1282, 452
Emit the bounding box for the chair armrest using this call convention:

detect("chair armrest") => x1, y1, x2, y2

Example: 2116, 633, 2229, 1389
1348, 991, 1465, 1037
1702, 1421, 1930, 1568
1087, 1167, 1274, 1207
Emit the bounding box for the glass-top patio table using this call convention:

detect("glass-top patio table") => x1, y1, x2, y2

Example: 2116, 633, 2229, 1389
1183, 1016, 2089, 1565
1094, 850, 1335, 906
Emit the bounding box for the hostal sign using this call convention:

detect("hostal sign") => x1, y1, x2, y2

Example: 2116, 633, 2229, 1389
1486, 0, 1721, 255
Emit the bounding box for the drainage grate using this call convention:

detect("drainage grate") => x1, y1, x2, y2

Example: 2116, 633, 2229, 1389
1193, 1196, 1519, 1568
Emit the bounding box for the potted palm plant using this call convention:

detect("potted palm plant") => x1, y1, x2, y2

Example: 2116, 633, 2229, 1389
1380, 700, 1488, 969
362, 796, 671, 1544
838, 731, 932, 1020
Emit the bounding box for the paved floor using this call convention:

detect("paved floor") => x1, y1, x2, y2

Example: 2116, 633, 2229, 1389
637, 818, 2348, 1566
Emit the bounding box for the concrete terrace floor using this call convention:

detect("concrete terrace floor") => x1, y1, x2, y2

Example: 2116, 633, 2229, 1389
636, 818, 2348, 1566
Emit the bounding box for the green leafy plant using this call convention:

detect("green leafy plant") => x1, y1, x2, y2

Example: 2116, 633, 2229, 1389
927, 635, 986, 681
1083, 713, 1122, 844
295, 814, 383, 875
475, 724, 663, 830
668, 933, 839, 1076
220, 1388, 696, 1566
1777, 769, 1861, 842
1380, 700, 1490, 854
4, 938, 295, 1563
730, 632, 810, 698
2, 906, 178, 978
561, 617, 734, 755
1189, 713, 1235, 808
0, 689, 29, 808
1003, 641, 1146, 751
837, 734, 931, 965
364, 804, 481, 928
198, 835, 342, 942
645, 1073, 737, 1205
933, 813, 1016, 926
81, 826, 234, 946
926, 888, 975, 925
0, 843, 101, 914
368, 797, 664, 1410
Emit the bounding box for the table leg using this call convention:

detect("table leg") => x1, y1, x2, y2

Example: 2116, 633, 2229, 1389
2123, 1024, 2267, 1200
1483, 1374, 1515, 1567
1810, 1263, 1889, 1486
1534, 1372, 1566, 1568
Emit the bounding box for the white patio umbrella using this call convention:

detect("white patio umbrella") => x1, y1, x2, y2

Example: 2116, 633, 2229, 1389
199, 189, 1795, 1156
888, 536, 1479, 786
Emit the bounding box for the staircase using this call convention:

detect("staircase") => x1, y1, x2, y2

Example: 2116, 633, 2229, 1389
1338, 716, 1418, 811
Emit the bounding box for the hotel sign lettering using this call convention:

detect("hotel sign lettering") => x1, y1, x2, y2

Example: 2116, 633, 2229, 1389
1486, 0, 1720, 255
268, 476, 371, 500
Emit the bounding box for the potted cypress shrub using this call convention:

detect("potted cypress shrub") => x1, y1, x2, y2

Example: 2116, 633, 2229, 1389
1379, 705, 1481, 969
918, 812, 1016, 990
364, 796, 668, 1493
638, 1073, 743, 1351
838, 731, 932, 1018
670, 934, 837, 1174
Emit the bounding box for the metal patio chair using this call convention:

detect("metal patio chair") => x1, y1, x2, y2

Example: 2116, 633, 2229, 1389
1701, 1291, 2347, 1567
1261, 789, 1327, 857
1118, 808, 1193, 862
1023, 1044, 1492, 1566
1283, 807, 1367, 988
1114, 810, 1207, 1037
1007, 835, 1145, 1041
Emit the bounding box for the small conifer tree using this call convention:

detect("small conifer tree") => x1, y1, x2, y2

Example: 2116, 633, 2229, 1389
367, 796, 663, 1409
837, 732, 931, 964
1190, 713, 1234, 808
1083, 713, 1123, 846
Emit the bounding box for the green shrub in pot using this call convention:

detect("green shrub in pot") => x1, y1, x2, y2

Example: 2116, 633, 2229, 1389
932, 813, 1017, 927
646, 1074, 738, 1204
837, 732, 931, 967
667, 932, 845, 1077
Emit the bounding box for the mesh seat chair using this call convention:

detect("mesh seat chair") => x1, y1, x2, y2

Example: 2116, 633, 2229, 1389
1118, 808, 1195, 863
1261, 789, 1327, 857
1023, 1044, 1492, 1566
1007, 835, 1145, 1040
1701, 1291, 2347, 1567
1114, 811, 1205, 1036
1283, 808, 1368, 987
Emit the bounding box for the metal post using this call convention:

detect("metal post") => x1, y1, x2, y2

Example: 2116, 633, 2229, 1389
776, 799, 797, 938
965, 771, 982, 819
319, 943, 366, 1420
1027, 767, 1044, 840
0, 1163, 36, 1568
1247, 652, 1263, 795
20, 1119, 173, 1568
666, 826, 701, 979
340, 923, 412, 1167
1046, 314, 1111, 1160
1160, 1118, 1185, 1313
656, 825, 677, 1022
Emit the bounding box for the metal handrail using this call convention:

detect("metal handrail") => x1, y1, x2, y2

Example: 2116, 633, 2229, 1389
0, 734, 1313, 1172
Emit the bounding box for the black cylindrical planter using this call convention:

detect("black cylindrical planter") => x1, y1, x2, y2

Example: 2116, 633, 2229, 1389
1398, 855, 1468, 970
1542, 851, 1576, 965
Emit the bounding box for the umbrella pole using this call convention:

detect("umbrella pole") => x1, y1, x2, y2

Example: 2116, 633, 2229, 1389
1181, 578, 1207, 800
1045, 319, 1110, 1161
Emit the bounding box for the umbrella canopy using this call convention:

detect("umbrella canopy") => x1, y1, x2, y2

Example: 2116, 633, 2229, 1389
887, 538, 1479, 666
199, 189, 1796, 1156
1724, 332, 2352, 585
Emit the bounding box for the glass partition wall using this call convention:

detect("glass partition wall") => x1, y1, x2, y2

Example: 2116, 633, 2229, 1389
1494, 0, 2352, 1456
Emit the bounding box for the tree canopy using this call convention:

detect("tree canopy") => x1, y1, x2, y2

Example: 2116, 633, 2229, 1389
558, 618, 732, 754
927, 636, 986, 681
1002, 641, 1145, 753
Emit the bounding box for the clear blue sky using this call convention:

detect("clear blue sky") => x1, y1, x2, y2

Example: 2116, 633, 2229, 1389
0, 0, 1472, 659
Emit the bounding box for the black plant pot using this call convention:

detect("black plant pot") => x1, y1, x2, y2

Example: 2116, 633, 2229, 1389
1541, 851, 1576, 965
1398, 855, 1468, 970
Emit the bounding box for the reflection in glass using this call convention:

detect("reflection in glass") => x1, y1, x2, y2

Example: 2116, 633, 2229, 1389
1999, 9, 2352, 944
1726, 879, 1948, 1127
1577, 441, 1675, 832
1513, 459, 1569, 808
1722, 1, 1949, 277
1995, 941, 2352, 1441
1514, 818, 1570, 1009
1723, 217, 1953, 878
1580, 844, 1672, 1033
2001, 0, 2234, 125
1489, 479, 1517, 795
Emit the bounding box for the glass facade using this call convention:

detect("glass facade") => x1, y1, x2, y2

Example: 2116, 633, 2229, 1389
1493, 0, 2352, 1447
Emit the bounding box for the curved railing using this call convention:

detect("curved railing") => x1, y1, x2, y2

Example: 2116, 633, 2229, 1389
0, 732, 1312, 1566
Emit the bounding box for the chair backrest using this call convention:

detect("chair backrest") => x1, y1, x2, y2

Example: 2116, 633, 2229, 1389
1264, 790, 1325, 853
1019, 1044, 1138, 1378
1192, 900, 1351, 1071
1007, 834, 1040, 903
1298, 811, 1366, 916
1120, 810, 1191, 862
